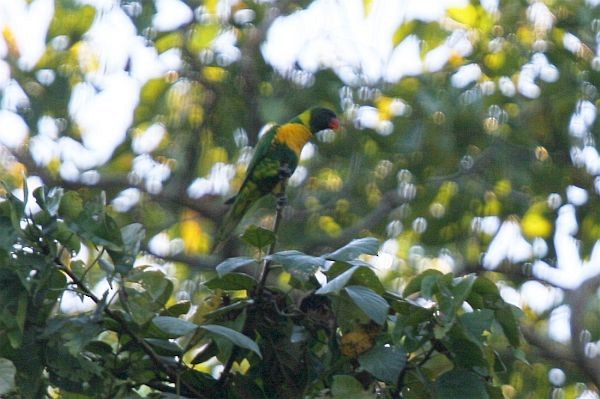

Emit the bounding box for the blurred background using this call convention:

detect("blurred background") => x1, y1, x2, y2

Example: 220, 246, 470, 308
1, 0, 600, 396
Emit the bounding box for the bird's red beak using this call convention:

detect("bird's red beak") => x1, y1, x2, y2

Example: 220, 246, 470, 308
329, 118, 341, 131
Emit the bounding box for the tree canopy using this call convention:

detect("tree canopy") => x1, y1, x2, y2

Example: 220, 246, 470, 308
1, 0, 600, 398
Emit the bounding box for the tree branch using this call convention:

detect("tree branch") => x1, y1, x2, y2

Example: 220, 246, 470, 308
256, 165, 290, 295
145, 247, 219, 271
521, 323, 576, 364
304, 189, 404, 253
10, 148, 224, 221
566, 275, 600, 389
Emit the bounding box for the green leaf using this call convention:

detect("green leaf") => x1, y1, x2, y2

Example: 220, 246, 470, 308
0, 216, 18, 251
358, 345, 406, 384
348, 264, 386, 294
331, 375, 372, 398
44, 315, 103, 357
447, 336, 487, 369
161, 300, 191, 317
451, 275, 476, 300
152, 316, 198, 337
190, 342, 218, 364
469, 276, 502, 308
33, 186, 63, 217
3, 188, 24, 231
495, 305, 521, 347
0, 358, 15, 395
325, 237, 379, 261
205, 273, 255, 291
438, 274, 477, 319
345, 285, 389, 325
32, 187, 46, 213
434, 369, 489, 399
422, 274, 441, 298
45, 187, 64, 216
106, 223, 145, 275
124, 288, 158, 325
54, 220, 80, 253
98, 258, 115, 275
201, 324, 261, 358
216, 256, 255, 277
460, 309, 494, 344
58, 191, 84, 220
15, 291, 27, 333
487, 385, 505, 399
144, 338, 183, 356
241, 224, 275, 249
513, 348, 530, 365
268, 250, 326, 281
404, 269, 443, 297
137, 270, 173, 304
119, 223, 145, 267
316, 265, 360, 295
48, 1, 96, 40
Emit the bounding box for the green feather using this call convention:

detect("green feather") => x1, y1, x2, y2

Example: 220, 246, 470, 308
213, 107, 338, 251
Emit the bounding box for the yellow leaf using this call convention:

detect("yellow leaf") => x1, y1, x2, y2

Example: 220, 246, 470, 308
482, 192, 501, 216
48, 4, 95, 39
181, 216, 210, 254
521, 213, 552, 238
484, 52, 505, 70
494, 179, 512, 198
375, 96, 393, 120
364, 139, 379, 156
188, 24, 220, 53
202, 66, 226, 82
140, 78, 170, 104
521, 202, 552, 238
317, 168, 343, 192
448, 51, 465, 68
232, 358, 250, 374
392, 21, 417, 46
518, 26, 535, 46
2, 26, 19, 58
448, 4, 479, 27
365, 0, 376, 14
340, 330, 374, 358
318, 216, 341, 237
191, 291, 223, 324
155, 32, 184, 53
204, 0, 219, 14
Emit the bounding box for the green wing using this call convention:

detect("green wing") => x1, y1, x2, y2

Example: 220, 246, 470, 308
214, 126, 280, 250
240, 125, 279, 188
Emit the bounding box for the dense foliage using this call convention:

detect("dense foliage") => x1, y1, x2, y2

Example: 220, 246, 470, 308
0, 186, 520, 397
1, 0, 600, 398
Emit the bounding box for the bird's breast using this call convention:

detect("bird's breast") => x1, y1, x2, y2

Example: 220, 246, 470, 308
273, 123, 313, 157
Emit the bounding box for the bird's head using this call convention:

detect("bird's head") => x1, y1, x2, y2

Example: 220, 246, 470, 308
307, 107, 340, 133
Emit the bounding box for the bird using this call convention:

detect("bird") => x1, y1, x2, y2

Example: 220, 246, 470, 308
213, 107, 340, 251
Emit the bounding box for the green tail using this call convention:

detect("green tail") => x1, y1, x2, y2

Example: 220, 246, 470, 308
213, 181, 263, 252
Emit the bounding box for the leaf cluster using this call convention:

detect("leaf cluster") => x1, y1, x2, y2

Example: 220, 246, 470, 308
0, 185, 523, 398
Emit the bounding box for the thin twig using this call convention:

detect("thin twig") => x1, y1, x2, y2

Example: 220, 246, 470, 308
219, 164, 291, 386
256, 164, 291, 296
145, 247, 219, 271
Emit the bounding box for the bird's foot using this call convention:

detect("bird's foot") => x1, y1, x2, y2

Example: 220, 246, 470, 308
278, 164, 292, 179
275, 192, 288, 207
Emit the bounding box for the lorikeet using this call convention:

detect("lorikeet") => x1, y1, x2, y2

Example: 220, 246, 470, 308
214, 107, 340, 250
